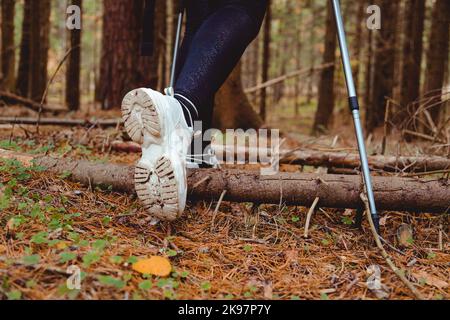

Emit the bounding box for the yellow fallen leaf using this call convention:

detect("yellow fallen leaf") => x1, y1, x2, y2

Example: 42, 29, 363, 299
132, 256, 172, 277
56, 241, 70, 250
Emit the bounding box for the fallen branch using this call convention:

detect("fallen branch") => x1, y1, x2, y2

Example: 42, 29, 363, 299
244, 63, 334, 94
1, 149, 448, 214
0, 116, 123, 128
0, 91, 64, 113
110, 142, 450, 173
361, 193, 425, 300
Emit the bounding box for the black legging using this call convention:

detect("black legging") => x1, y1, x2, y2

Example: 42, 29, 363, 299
174, 0, 268, 130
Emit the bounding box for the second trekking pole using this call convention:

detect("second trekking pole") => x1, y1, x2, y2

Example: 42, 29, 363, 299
331, 0, 380, 231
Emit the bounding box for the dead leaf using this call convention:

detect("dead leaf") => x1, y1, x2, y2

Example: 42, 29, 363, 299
397, 224, 414, 247
263, 281, 273, 299
132, 256, 172, 277
413, 271, 448, 289
56, 241, 70, 250
379, 215, 389, 226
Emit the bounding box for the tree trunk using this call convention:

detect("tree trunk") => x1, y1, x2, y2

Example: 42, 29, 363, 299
16, 0, 32, 97
306, 0, 316, 105
312, 1, 337, 134
367, 0, 399, 133
29, 0, 51, 102
97, 0, 164, 109
352, 1, 365, 93
213, 63, 263, 131
65, 0, 83, 111
1, 0, 16, 91
260, 0, 272, 122
399, 0, 425, 118
1, 149, 448, 214
423, 0, 450, 127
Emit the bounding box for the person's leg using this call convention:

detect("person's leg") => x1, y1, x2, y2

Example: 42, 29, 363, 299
174, 0, 268, 131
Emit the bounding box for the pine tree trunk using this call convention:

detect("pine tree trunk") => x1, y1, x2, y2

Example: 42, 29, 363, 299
97, 0, 163, 109
312, 1, 337, 134
352, 1, 365, 93
260, 0, 272, 122
214, 63, 263, 131
1, 0, 16, 91
306, 0, 316, 105
367, 0, 399, 132
29, 0, 51, 102
423, 0, 450, 126
66, 0, 83, 111
16, 0, 32, 97
399, 0, 425, 117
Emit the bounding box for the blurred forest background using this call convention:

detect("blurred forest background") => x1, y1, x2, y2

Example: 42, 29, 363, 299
0, 0, 449, 142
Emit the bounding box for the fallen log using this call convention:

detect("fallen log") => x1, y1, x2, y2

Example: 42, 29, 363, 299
109, 142, 450, 173
0, 116, 123, 128
279, 149, 450, 173
0, 91, 65, 113
1, 149, 448, 214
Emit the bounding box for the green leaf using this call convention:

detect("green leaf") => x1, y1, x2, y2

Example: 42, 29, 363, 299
59, 171, 72, 179
26, 280, 37, 288
98, 275, 126, 289
109, 256, 123, 264
291, 216, 300, 223
59, 252, 77, 264
127, 256, 138, 264
180, 271, 190, 278
102, 216, 112, 226
427, 251, 436, 260
92, 239, 108, 251
320, 293, 330, 300
166, 249, 178, 257
201, 281, 211, 291
30, 232, 49, 245
82, 251, 101, 268
243, 245, 253, 252
23, 254, 41, 266
6, 290, 22, 300
139, 280, 153, 291
341, 216, 354, 225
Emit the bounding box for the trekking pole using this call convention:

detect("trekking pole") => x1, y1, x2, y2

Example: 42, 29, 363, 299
166, 2, 185, 97
331, 0, 380, 231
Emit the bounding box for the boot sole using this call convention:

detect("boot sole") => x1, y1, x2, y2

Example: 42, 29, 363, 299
121, 89, 181, 221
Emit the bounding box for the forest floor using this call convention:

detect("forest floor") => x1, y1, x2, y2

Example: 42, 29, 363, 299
0, 104, 448, 300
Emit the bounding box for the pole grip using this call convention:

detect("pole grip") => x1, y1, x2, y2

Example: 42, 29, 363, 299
348, 96, 360, 111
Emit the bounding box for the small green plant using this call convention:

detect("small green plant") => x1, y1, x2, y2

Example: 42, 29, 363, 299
22, 254, 41, 266
97, 275, 126, 289
200, 281, 211, 291
341, 216, 354, 225
59, 252, 77, 264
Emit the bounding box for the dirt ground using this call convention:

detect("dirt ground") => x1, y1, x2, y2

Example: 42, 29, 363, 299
0, 107, 448, 300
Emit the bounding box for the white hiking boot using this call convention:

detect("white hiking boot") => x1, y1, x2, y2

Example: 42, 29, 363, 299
121, 88, 193, 221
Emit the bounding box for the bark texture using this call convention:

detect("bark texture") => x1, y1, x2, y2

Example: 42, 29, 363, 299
214, 63, 263, 131
97, 0, 164, 109
400, 0, 425, 111
313, 1, 337, 134
1, 0, 16, 91
29, 0, 51, 102
16, 0, 32, 97
1, 149, 448, 214
367, 0, 399, 132
423, 0, 450, 126
66, 0, 83, 111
